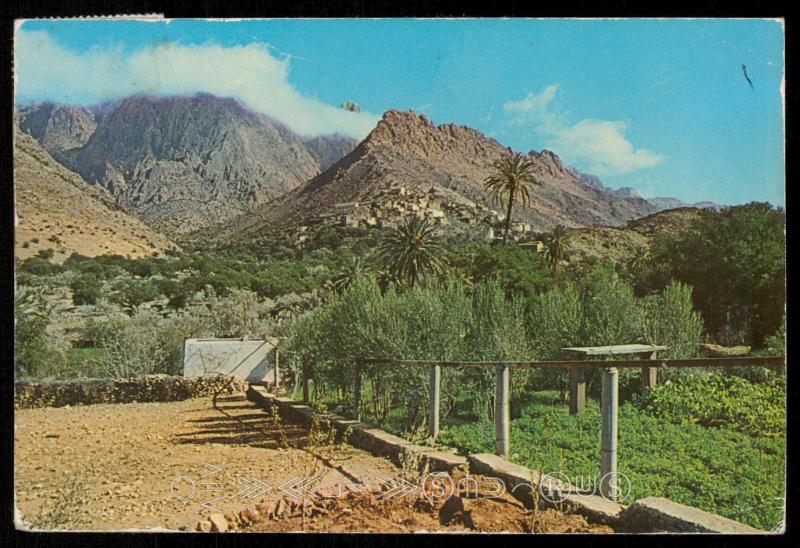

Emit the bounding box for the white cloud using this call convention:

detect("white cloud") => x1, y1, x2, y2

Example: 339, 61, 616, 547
503, 84, 560, 128
14, 30, 380, 139
503, 84, 664, 176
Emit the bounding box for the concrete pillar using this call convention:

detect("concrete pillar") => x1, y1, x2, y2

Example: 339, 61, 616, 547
274, 348, 280, 387
353, 361, 362, 421
600, 366, 619, 501
641, 350, 658, 397
429, 365, 441, 439
495, 365, 510, 459
569, 366, 586, 415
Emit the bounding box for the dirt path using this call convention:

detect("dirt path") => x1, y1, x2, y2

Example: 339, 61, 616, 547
14, 392, 612, 533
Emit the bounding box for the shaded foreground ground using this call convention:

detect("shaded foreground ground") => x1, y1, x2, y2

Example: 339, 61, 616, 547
14, 392, 611, 533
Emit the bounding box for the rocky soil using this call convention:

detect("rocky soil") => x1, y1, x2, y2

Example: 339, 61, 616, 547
15, 392, 613, 533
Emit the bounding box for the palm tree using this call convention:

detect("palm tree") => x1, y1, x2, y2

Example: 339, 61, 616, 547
627, 246, 651, 272
329, 257, 370, 293
482, 152, 543, 244
379, 216, 447, 286
545, 225, 569, 271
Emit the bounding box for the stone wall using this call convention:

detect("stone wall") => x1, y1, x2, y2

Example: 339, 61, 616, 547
14, 374, 247, 409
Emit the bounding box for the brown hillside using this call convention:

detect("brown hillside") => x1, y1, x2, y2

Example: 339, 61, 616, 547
564, 207, 710, 265
13, 129, 178, 263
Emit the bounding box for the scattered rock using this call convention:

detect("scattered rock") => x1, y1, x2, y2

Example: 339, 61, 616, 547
208, 512, 228, 532
195, 520, 212, 532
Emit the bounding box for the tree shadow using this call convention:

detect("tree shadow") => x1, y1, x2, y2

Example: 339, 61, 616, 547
172, 394, 311, 450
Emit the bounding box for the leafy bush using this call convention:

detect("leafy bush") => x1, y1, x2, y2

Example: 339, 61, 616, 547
204, 288, 275, 338
17, 256, 65, 277
640, 281, 704, 359
448, 243, 556, 296
14, 288, 68, 379
90, 310, 210, 378
638, 203, 785, 346
579, 266, 641, 346
110, 278, 163, 313
69, 273, 103, 306
642, 373, 786, 436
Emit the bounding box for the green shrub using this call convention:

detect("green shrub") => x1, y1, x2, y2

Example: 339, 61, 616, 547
17, 256, 65, 277
640, 281, 704, 359
91, 310, 210, 378
579, 266, 642, 346
69, 273, 103, 306
642, 373, 786, 436
110, 278, 163, 313
14, 288, 67, 379
638, 203, 785, 346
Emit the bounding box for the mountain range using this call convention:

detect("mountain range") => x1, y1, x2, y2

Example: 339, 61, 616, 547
15, 93, 720, 255
16, 95, 359, 234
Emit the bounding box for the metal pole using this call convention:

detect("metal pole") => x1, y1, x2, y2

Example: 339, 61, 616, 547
353, 360, 362, 421
429, 365, 441, 439
495, 365, 510, 459
600, 366, 619, 500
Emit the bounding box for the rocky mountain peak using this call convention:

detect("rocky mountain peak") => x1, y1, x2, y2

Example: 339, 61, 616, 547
361, 109, 507, 165
16, 102, 97, 162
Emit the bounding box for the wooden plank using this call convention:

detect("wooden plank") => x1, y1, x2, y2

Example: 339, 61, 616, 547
361, 356, 785, 370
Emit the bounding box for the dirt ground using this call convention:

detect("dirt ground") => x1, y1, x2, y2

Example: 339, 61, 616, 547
14, 392, 613, 533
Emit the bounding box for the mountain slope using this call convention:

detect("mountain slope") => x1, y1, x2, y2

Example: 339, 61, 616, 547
647, 196, 721, 212
304, 134, 359, 172
17, 95, 359, 235
16, 103, 97, 165
218, 109, 660, 240
564, 207, 712, 265
71, 94, 325, 232
14, 128, 177, 262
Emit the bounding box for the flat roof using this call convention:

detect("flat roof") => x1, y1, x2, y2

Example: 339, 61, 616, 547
561, 344, 668, 356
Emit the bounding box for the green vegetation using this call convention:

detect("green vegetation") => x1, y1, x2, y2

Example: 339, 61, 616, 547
634, 202, 785, 346
379, 216, 447, 286
284, 269, 709, 424
69, 273, 103, 306
544, 225, 569, 271
14, 288, 67, 379
13, 199, 786, 531
642, 374, 785, 436
437, 390, 785, 531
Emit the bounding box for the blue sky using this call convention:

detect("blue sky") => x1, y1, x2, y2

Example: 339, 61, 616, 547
15, 18, 785, 206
